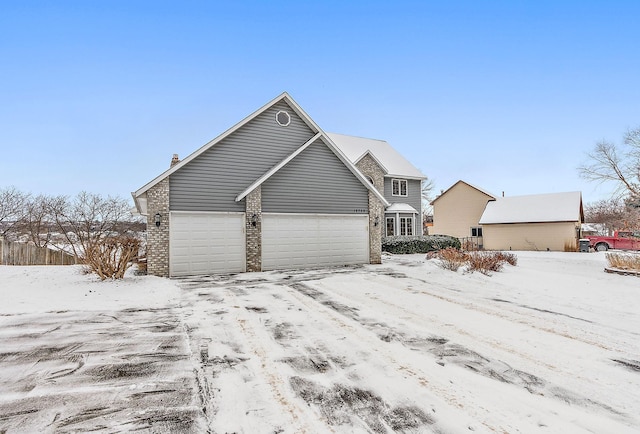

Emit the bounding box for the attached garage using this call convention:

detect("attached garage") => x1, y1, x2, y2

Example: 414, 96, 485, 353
133, 93, 389, 277
169, 212, 245, 276
262, 214, 369, 271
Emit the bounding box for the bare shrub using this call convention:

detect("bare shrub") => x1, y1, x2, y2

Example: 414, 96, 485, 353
430, 249, 518, 275
467, 251, 505, 275
606, 253, 640, 271
494, 251, 518, 266
434, 247, 469, 272
84, 235, 140, 280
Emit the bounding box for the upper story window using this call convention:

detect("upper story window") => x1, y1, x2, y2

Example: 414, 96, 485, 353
392, 179, 408, 196
275, 110, 291, 126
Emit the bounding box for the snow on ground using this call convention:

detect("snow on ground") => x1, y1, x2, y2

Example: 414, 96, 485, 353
1, 251, 639, 433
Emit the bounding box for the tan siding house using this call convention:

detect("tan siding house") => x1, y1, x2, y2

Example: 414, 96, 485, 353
482, 222, 581, 251
432, 180, 583, 252
431, 180, 495, 238
479, 191, 584, 251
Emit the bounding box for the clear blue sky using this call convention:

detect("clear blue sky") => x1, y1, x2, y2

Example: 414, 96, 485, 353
1, 1, 638, 205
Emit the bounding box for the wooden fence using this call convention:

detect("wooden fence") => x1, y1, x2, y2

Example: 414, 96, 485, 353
0, 239, 76, 266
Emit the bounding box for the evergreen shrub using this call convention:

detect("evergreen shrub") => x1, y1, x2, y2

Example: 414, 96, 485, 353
382, 235, 461, 254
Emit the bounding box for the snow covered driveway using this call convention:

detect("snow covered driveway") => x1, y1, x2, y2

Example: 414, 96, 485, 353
1, 251, 639, 433
180, 251, 639, 433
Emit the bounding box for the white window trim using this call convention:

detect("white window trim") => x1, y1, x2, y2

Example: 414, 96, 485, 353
385, 217, 395, 237
400, 216, 413, 236
275, 110, 291, 126
392, 178, 408, 197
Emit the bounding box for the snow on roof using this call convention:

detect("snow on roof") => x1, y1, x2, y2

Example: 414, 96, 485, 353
479, 191, 583, 224
385, 203, 419, 213
327, 132, 426, 180
431, 180, 496, 204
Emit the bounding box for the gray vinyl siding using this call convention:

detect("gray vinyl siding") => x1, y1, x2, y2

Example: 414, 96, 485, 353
170, 101, 316, 212
384, 178, 423, 235
262, 139, 369, 214
384, 178, 422, 213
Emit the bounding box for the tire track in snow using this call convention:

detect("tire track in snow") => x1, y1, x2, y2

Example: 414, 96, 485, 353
218, 286, 323, 434
277, 282, 501, 433
285, 281, 633, 428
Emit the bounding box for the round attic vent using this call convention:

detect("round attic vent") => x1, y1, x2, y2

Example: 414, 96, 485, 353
275, 110, 291, 126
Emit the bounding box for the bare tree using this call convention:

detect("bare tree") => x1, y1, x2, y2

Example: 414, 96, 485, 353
578, 127, 640, 200
421, 177, 435, 218
49, 192, 140, 278
16, 194, 54, 247
584, 198, 640, 233
0, 186, 29, 240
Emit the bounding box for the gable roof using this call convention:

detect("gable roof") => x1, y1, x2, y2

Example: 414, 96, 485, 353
132, 92, 389, 213
327, 132, 426, 180
479, 191, 583, 224
431, 180, 496, 204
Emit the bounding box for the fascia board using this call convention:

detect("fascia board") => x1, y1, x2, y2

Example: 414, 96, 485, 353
353, 150, 389, 174
133, 92, 299, 198
321, 135, 390, 207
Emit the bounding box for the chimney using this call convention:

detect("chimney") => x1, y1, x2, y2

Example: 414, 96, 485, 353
170, 154, 180, 167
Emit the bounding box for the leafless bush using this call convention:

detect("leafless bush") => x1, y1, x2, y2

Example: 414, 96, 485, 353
84, 235, 140, 280
606, 253, 640, 271
467, 251, 505, 275
564, 241, 578, 252
494, 251, 518, 266
429, 249, 517, 275
432, 247, 469, 271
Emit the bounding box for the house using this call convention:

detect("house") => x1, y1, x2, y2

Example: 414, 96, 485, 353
431, 180, 584, 251
327, 133, 427, 237
479, 191, 584, 251
430, 180, 496, 242
132, 92, 424, 277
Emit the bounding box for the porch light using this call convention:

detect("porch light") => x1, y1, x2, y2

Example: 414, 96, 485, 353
154, 213, 162, 227
251, 213, 258, 227
374, 216, 380, 226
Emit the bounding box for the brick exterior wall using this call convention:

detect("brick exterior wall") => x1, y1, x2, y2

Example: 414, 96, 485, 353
146, 178, 170, 277
356, 154, 385, 264
245, 186, 262, 272
356, 154, 385, 194
368, 192, 384, 264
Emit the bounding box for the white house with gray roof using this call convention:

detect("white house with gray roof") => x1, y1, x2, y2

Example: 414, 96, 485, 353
132, 92, 426, 277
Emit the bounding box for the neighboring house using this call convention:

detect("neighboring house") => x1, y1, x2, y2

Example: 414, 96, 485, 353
430, 180, 496, 243
327, 133, 427, 237
133, 92, 429, 277
479, 192, 584, 251
431, 180, 584, 251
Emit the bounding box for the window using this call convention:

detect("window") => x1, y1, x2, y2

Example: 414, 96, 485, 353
386, 217, 395, 237
400, 217, 413, 236
471, 227, 483, 237
392, 179, 408, 197
275, 110, 291, 126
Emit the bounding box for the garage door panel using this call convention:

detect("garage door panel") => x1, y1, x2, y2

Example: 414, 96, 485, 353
170, 212, 245, 276
262, 214, 368, 271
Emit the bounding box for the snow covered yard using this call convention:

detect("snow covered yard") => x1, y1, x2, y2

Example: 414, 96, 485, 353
1, 252, 639, 433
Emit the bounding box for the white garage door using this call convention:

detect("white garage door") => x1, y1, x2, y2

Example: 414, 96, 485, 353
262, 214, 369, 271
170, 212, 245, 276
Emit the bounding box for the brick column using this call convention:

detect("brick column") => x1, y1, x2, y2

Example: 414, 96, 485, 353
245, 186, 262, 272
356, 154, 385, 265
147, 178, 170, 277
368, 191, 384, 264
